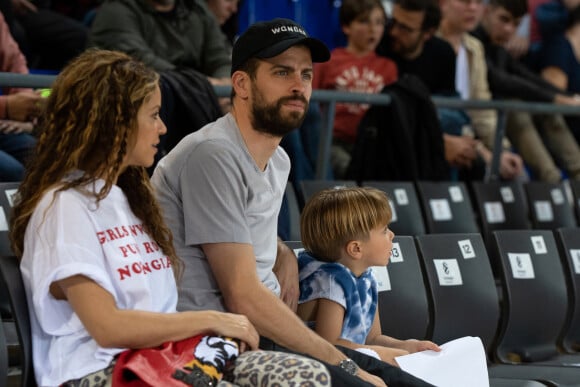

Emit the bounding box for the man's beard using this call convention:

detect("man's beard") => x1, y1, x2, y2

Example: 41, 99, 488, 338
390, 34, 423, 59
250, 83, 309, 137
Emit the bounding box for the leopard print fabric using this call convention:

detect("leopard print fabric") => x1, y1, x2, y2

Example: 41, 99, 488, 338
224, 350, 332, 387
63, 350, 330, 387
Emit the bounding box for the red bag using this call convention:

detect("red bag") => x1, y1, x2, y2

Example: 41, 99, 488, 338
112, 335, 239, 387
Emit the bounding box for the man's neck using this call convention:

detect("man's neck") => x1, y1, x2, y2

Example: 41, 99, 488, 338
439, 21, 465, 53
231, 108, 281, 172
567, 25, 580, 54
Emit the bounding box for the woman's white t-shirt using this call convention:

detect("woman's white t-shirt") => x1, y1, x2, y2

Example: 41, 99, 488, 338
20, 178, 178, 387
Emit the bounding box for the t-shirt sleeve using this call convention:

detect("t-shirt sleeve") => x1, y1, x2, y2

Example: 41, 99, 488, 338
22, 195, 118, 335
300, 269, 347, 309
180, 140, 252, 246
539, 36, 574, 74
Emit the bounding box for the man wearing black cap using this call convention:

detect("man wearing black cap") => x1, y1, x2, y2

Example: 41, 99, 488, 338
152, 17, 433, 387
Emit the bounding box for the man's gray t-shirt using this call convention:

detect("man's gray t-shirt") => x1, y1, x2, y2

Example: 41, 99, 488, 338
151, 113, 290, 312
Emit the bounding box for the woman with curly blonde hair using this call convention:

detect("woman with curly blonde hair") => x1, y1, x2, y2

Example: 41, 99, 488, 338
7, 49, 268, 387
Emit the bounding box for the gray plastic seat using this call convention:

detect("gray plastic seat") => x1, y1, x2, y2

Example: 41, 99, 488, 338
555, 227, 580, 353
416, 181, 479, 234
491, 230, 580, 367
0, 256, 36, 387
524, 182, 577, 230
416, 232, 580, 386
299, 179, 357, 204
363, 181, 426, 236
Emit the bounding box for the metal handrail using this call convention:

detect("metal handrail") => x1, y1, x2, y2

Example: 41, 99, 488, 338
3, 72, 580, 181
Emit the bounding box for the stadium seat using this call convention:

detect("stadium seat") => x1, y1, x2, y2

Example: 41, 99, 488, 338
363, 181, 426, 236
0, 256, 35, 387
373, 235, 431, 339
491, 230, 580, 367
554, 227, 580, 353
416, 232, 580, 385
416, 181, 479, 233
471, 180, 531, 241
299, 180, 357, 204
284, 183, 302, 242
0, 182, 20, 257
524, 182, 576, 230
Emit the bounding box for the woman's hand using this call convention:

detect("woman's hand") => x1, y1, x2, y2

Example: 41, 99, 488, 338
213, 312, 260, 351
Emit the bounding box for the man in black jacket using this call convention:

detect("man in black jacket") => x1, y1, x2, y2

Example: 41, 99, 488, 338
377, 0, 485, 178
473, 0, 580, 182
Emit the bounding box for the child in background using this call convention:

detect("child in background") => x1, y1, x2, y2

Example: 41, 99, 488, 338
297, 187, 440, 366
313, 0, 398, 178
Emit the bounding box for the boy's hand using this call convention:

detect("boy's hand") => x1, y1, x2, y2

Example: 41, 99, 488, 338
401, 339, 441, 353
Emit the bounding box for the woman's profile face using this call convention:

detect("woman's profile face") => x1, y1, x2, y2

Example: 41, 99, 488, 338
123, 85, 166, 168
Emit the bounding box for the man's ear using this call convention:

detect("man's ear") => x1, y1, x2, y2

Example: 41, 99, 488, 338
346, 240, 364, 260
232, 71, 250, 100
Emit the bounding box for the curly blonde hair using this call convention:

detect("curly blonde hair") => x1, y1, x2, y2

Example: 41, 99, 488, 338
300, 186, 392, 262
10, 49, 181, 275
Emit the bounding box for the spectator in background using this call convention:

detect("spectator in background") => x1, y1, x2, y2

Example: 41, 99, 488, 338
504, 12, 530, 59
90, 0, 231, 83
377, 0, 486, 179
50, 0, 101, 25
438, 0, 526, 181
205, 0, 239, 56
473, 0, 580, 182
539, 5, 580, 143
0, 0, 87, 71
0, 11, 39, 181
314, 0, 398, 178
89, 0, 229, 159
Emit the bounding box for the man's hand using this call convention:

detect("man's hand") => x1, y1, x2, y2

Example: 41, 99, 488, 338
11, 0, 37, 15
499, 151, 524, 180
0, 120, 34, 134
443, 134, 477, 168
273, 240, 299, 312
504, 35, 529, 59
6, 91, 43, 122
554, 93, 580, 106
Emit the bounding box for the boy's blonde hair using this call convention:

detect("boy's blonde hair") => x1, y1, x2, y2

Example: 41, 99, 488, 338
300, 187, 392, 262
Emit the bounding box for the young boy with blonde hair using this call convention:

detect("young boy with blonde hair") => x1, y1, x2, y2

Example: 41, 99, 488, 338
297, 187, 440, 367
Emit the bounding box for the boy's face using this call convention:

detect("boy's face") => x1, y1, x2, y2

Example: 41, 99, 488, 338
342, 6, 386, 54
362, 224, 395, 267
388, 4, 428, 60
481, 5, 521, 45
440, 0, 484, 34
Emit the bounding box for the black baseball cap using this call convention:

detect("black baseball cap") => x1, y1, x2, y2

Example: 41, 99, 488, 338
231, 18, 330, 75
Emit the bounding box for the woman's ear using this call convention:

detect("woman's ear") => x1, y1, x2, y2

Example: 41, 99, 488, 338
232, 71, 250, 100
345, 240, 364, 260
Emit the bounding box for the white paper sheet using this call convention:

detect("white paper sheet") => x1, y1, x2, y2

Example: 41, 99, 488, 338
395, 336, 489, 387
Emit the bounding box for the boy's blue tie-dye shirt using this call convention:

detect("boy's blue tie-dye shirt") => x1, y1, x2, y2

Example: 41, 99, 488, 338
298, 250, 378, 345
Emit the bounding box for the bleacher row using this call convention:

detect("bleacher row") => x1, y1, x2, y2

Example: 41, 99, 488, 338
286, 179, 580, 386
3, 176, 580, 386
